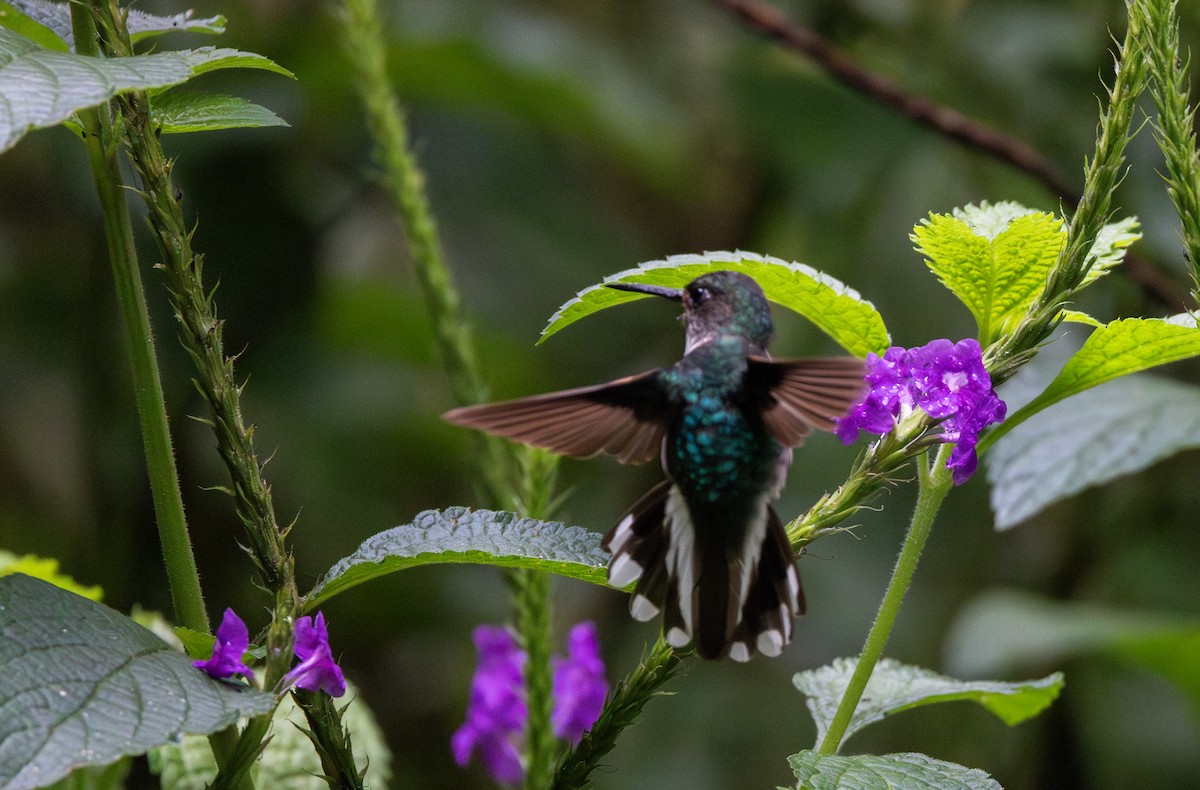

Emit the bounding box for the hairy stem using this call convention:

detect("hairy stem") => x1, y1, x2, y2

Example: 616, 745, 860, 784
817, 447, 953, 754
69, 0, 208, 640
336, 1, 560, 785
1133, 0, 1200, 302
84, 0, 358, 783
988, 12, 1150, 383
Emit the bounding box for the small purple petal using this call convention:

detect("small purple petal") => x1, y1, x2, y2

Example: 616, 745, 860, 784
193, 608, 255, 681
551, 622, 608, 744
283, 612, 346, 697
453, 626, 528, 785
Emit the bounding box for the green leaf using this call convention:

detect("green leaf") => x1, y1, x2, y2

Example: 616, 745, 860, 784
0, 1, 224, 50
150, 681, 392, 790
537, 251, 889, 357
1081, 215, 1140, 285
787, 751, 1002, 790
304, 507, 612, 609
0, 26, 292, 153
0, 574, 276, 790
151, 91, 287, 133
793, 657, 1062, 747
1004, 315, 1200, 426
987, 374, 1200, 529
0, 1, 66, 51
943, 590, 1200, 709
913, 202, 1064, 344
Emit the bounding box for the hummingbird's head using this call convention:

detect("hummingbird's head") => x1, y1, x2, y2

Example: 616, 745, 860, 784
607, 270, 773, 353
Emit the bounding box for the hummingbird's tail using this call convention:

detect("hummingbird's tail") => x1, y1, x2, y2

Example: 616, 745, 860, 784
602, 483, 804, 661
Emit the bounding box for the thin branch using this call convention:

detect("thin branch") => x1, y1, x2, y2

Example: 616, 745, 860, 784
714, 0, 1190, 311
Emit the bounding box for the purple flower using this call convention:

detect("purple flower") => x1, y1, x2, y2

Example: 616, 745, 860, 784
551, 622, 608, 744
452, 626, 528, 786
282, 612, 346, 697
194, 608, 255, 681
835, 338, 1006, 484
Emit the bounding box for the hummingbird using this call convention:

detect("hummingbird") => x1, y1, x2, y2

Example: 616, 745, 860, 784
444, 271, 864, 661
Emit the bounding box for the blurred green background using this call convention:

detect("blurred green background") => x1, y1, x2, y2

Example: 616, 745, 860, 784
2, 1, 1199, 787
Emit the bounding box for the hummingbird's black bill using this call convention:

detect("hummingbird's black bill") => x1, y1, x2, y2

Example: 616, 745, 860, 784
606, 281, 684, 301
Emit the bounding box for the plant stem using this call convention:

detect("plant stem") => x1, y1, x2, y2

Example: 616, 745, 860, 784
82, 2, 356, 784
987, 12, 1149, 384
553, 638, 681, 788
68, 0, 208, 638
816, 446, 953, 755
1132, 0, 1200, 303
336, 2, 563, 784
336, 0, 519, 506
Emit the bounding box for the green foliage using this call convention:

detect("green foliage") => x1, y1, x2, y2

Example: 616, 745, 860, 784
914, 203, 1063, 345
304, 507, 611, 609
149, 682, 391, 790
995, 315, 1200, 441
150, 91, 288, 133
912, 202, 1140, 345
0, 0, 225, 50
0, 551, 103, 600
987, 373, 1200, 529
0, 25, 291, 153
0, 574, 275, 790
785, 751, 1001, 790
794, 657, 1062, 748
538, 251, 890, 357
944, 590, 1200, 711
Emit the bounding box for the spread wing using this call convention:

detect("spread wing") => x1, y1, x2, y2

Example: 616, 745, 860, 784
745, 356, 866, 448
443, 370, 673, 464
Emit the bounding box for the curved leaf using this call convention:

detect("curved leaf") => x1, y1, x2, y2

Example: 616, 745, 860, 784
304, 507, 612, 609
0, 27, 292, 153
987, 374, 1200, 529
943, 590, 1200, 709
1003, 315, 1200, 430
793, 657, 1062, 748
538, 251, 889, 357
913, 203, 1064, 343
787, 751, 1001, 790
0, 574, 276, 790
151, 92, 288, 134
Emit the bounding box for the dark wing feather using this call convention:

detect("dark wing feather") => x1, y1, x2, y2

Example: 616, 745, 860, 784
443, 369, 672, 464
745, 356, 866, 448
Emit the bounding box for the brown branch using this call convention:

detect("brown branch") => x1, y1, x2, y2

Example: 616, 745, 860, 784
714, 0, 1191, 311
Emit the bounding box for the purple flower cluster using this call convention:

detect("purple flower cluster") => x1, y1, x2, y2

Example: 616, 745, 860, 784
194, 609, 346, 698
452, 622, 608, 785
836, 338, 1006, 484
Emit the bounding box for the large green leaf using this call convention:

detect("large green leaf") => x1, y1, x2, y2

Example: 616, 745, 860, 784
986, 374, 1200, 529
793, 657, 1062, 749
538, 251, 889, 357
786, 751, 1001, 790
0, 1, 225, 52
0, 26, 291, 153
0, 574, 276, 790
151, 91, 288, 134
304, 507, 612, 609
913, 202, 1063, 344
943, 590, 1200, 709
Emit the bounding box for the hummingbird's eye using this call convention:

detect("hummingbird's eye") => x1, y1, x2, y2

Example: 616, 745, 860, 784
690, 285, 712, 304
